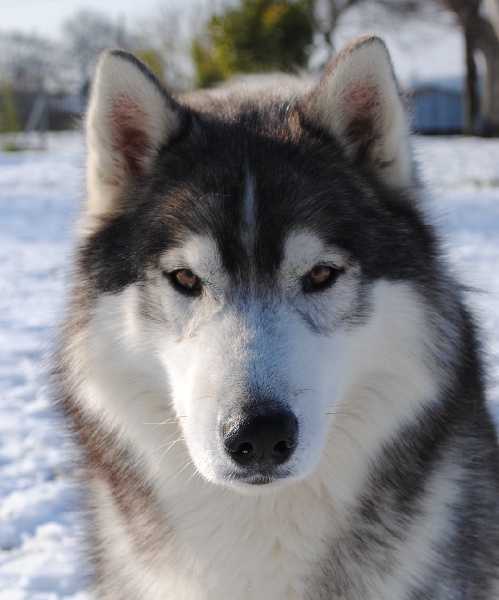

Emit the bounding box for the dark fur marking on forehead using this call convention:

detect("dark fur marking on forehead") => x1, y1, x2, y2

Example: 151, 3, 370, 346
79, 94, 439, 297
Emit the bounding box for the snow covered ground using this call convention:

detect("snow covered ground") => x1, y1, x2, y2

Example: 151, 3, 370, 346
0, 132, 498, 599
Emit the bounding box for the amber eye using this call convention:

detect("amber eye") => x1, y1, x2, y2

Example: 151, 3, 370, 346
303, 264, 343, 292
167, 268, 202, 295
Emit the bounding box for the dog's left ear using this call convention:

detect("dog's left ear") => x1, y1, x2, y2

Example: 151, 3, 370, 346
304, 35, 412, 188
85, 50, 185, 227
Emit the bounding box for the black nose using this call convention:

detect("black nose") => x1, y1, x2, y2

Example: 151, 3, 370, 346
222, 409, 298, 468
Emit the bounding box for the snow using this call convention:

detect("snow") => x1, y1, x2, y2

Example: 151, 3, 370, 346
0, 133, 87, 600
0, 132, 498, 598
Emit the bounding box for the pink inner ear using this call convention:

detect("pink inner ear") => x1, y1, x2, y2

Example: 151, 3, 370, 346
341, 83, 383, 156
344, 83, 381, 114
111, 96, 154, 175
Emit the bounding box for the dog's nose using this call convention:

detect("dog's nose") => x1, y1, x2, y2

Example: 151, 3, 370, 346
222, 410, 298, 468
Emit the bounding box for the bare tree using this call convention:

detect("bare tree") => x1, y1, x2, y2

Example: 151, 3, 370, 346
134, 3, 207, 90
485, 0, 499, 38
313, 0, 361, 55
62, 10, 126, 90
443, 0, 499, 135
316, 0, 499, 136
313, 0, 440, 58
0, 32, 59, 93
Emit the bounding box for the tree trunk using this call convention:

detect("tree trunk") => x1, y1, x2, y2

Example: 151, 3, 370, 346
480, 35, 499, 135
464, 28, 479, 135
445, 0, 499, 136
485, 0, 499, 39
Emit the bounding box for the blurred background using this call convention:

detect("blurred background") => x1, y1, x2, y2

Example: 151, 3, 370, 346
1, 3, 499, 599
2, 0, 499, 145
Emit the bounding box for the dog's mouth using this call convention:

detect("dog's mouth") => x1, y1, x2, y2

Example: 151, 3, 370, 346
223, 466, 293, 486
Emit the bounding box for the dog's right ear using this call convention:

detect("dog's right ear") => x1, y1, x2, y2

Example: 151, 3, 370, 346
85, 50, 184, 229
303, 35, 412, 190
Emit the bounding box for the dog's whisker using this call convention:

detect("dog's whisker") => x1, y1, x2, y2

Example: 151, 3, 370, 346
168, 458, 194, 486
148, 432, 182, 456
142, 417, 186, 426
156, 439, 182, 466
296, 388, 324, 397
193, 395, 214, 403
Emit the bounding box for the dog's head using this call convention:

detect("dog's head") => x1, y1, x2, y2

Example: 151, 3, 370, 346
77, 37, 438, 491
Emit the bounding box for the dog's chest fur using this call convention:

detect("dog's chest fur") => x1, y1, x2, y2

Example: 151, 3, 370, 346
84, 395, 466, 600
94, 475, 330, 598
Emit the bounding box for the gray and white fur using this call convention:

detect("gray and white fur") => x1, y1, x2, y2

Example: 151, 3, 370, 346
55, 35, 499, 599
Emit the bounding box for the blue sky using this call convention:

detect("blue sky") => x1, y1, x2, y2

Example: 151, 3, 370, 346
1, 0, 464, 84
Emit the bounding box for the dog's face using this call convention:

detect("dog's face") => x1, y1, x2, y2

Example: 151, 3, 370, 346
78, 37, 436, 491
138, 150, 369, 487
152, 232, 354, 487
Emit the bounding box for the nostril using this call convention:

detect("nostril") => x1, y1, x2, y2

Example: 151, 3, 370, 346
225, 439, 255, 466
236, 441, 254, 456
273, 439, 293, 456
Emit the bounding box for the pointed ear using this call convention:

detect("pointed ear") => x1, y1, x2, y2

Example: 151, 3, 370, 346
304, 35, 412, 189
85, 50, 184, 225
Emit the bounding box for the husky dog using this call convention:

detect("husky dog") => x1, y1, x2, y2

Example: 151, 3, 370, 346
56, 35, 499, 599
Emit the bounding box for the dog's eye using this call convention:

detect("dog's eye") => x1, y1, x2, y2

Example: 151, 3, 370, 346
303, 264, 343, 292
167, 269, 202, 295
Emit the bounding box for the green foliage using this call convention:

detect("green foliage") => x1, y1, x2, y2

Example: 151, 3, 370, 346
135, 49, 166, 84
1, 140, 22, 152
193, 0, 314, 88
0, 85, 20, 134
192, 40, 230, 88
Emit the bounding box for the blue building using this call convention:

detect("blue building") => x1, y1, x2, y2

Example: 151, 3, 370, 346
409, 77, 476, 135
